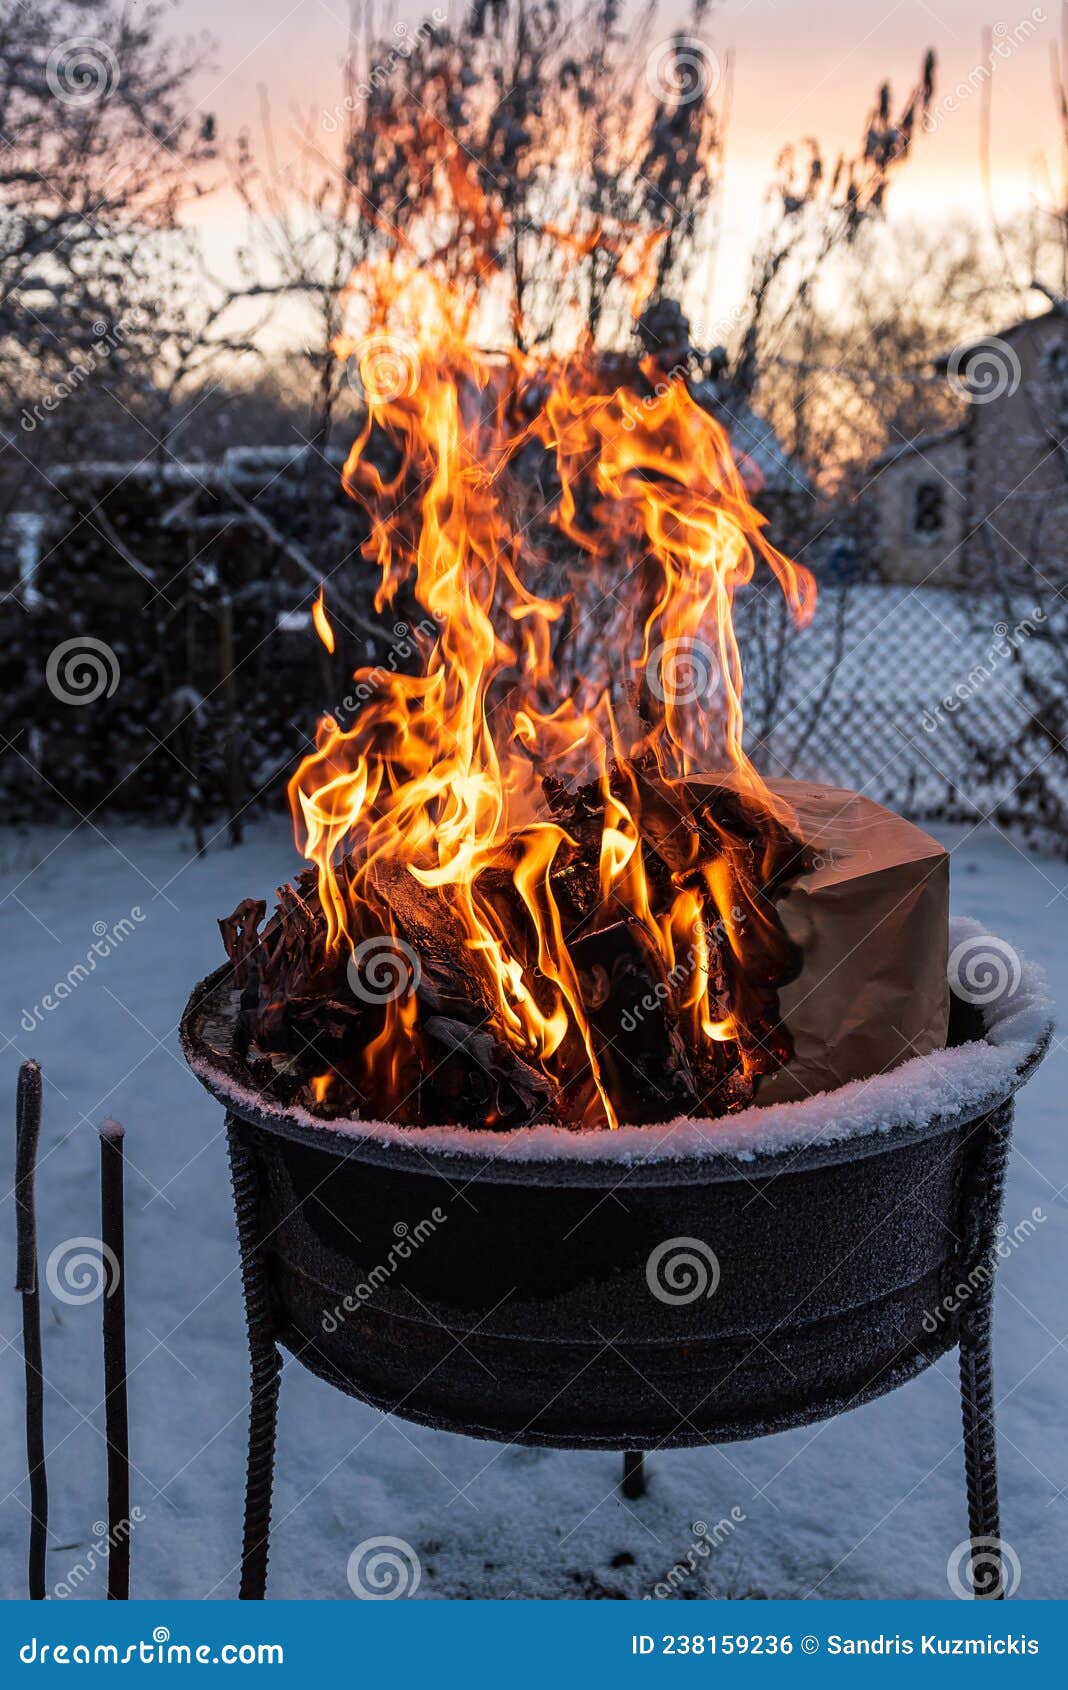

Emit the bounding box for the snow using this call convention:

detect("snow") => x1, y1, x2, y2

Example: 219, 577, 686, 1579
8, 512, 45, 607
1, 817, 1065, 1600
48, 445, 348, 496
276, 609, 314, 634
740, 583, 1068, 836
188, 911, 1051, 1177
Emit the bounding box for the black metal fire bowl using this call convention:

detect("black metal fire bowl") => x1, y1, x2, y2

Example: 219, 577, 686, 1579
181, 925, 1053, 1598
181, 953, 1050, 1454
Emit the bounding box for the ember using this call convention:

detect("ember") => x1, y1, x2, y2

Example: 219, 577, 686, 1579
221, 255, 819, 1130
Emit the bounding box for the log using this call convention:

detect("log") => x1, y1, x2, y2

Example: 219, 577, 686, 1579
216, 774, 945, 1129
569, 919, 698, 1124
421, 1015, 556, 1130
367, 860, 503, 1025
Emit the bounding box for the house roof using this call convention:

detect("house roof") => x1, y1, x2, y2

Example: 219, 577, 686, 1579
871, 424, 966, 470
49, 444, 346, 490
931, 302, 1066, 372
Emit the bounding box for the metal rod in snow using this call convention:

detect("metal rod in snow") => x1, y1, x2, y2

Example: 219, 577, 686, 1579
621, 1451, 646, 1499
99, 1119, 130, 1601
15, 1061, 47, 1600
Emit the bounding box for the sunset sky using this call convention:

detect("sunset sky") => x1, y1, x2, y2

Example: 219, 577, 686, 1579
173, 0, 1064, 334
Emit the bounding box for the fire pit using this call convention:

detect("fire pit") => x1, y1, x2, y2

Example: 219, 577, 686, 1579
181, 922, 1050, 1600
181, 244, 1052, 1599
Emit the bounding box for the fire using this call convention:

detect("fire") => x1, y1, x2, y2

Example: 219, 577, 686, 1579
289, 254, 815, 1129
311, 586, 335, 654
310, 1072, 334, 1105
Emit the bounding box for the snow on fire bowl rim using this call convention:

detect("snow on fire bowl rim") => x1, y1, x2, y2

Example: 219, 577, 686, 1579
179, 916, 1053, 1189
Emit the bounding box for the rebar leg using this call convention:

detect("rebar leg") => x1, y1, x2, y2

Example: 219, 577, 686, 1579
956, 1101, 1012, 1601
227, 1118, 282, 1601
15, 1062, 47, 1600
100, 1121, 130, 1600
621, 1451, 646, 1499
960, 1291, 1002, 1599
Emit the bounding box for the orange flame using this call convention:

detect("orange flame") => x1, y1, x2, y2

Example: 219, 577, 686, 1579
312, 586, 335, 653
289, 255, 815, 1127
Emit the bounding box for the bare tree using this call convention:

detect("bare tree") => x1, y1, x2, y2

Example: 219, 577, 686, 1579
234, 1, 725, 367
728, 55, 936, 415
0, 0, 218, 488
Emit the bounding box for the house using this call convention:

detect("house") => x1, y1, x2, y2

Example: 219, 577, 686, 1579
868, 306, 1068, 587
690, 378, 814, 554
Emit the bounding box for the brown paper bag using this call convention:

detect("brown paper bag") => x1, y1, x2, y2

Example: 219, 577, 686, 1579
757, 780, 949, 1104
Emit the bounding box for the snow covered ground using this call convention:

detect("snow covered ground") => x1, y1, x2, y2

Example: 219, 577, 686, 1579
0, 814, 1064, 1602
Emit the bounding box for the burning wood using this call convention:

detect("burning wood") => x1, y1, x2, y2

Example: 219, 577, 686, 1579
219, 250, 827, 1130
221, 767, 812, 1128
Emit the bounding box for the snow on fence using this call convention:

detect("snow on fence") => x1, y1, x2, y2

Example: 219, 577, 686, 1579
739, 582, 1068, 849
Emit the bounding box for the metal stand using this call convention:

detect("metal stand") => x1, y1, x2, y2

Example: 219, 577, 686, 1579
960, 1293, 1001, 1595
956, 1101, 1012, 1599
621, 1451, 646, 1499
15, 1062, 47, 1600
100, 1120, 130, 1600
227, 1116, 282, 1601
223, 1101, 1016, 1601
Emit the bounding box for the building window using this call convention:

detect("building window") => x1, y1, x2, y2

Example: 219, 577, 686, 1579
911, 480, 945, 539
1043, 340, 1068, 428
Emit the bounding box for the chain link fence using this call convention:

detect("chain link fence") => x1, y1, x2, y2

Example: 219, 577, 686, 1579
738, 581, 1068, 851
5, 459, 1066, 857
